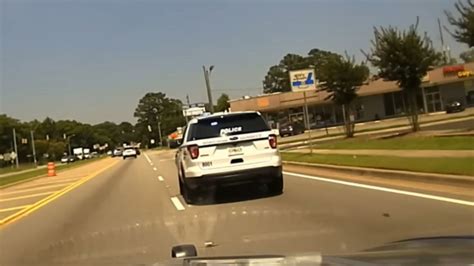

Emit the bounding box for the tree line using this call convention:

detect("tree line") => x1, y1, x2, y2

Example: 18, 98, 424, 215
1, 90, 231, 166
262, 0, 473, 137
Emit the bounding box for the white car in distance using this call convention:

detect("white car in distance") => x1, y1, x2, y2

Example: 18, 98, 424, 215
175, 111, 283, 204
122, 147, 137, 159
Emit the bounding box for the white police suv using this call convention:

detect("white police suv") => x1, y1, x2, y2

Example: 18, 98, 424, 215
175, 111, 282, 203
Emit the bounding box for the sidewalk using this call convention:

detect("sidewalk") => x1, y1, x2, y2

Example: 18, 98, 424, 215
280, 115, 474, 150
280, 107, 474, 145
288, 149, 474, 158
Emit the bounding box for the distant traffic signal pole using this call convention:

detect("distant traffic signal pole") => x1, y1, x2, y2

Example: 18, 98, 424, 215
203, 65, 214, 113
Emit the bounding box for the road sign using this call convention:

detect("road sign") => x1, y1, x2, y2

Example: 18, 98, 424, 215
183, 107, 206, 117
289, 69, 316, 92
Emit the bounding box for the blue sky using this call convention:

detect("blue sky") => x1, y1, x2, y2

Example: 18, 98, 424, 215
1, 0, 467, 124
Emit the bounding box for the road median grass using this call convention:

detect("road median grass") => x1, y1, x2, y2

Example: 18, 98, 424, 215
0, 157, 105, 187
313, 136, 474, 150
281, 152, 474, 176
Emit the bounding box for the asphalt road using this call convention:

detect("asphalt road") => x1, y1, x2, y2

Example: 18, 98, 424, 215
0, 150, 473, 265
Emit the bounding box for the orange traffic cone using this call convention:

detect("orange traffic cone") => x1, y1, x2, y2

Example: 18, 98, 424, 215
47, 162, 56, 177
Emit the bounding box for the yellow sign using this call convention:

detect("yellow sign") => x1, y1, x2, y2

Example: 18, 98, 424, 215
457, 70, 474, 78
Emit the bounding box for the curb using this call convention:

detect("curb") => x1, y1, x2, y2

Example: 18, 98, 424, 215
282, 161, 474, 186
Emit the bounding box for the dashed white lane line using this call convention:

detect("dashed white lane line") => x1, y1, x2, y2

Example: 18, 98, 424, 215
144, 153, 152, 164
170, 196, 185, 211
153, 167, 157, 171
157, 176, 164, 181
284, 171, 474, 207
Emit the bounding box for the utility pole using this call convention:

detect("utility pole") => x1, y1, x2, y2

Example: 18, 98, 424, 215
303, 91, 312, 154
157, 120, 163, 147
438, 18, 448, 64
30, 130, 37, 166
203, 65, 214, 113
12, 128, 19, 168
184, 94, 191, 123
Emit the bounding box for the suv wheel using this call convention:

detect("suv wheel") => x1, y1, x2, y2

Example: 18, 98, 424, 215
182, 181, 197, 204
269, 175, 283, 194
178, 177, 184, 195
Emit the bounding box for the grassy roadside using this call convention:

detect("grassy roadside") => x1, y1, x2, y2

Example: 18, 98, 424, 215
279, 113, 474, 145
314, 136, 474, 150
281, 152, 474, 176
0, 163, 37, 175
0, 157, 105, 187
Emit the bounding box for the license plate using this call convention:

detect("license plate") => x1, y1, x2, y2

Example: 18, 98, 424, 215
228, 146, 243, 156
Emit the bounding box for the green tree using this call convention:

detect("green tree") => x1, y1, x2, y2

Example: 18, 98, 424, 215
445, 0, 474, 47
263, 54, 308, 93
318, 54, 369, 138
215, 93, 230, 112
366, 19, 441, 132
460, 48, 474, 62
134, 92, 186, 146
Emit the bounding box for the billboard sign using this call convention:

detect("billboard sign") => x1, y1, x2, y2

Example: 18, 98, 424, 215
289, 69, 316, 92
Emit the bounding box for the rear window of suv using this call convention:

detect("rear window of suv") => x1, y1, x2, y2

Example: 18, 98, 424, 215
186, 113, 270, 141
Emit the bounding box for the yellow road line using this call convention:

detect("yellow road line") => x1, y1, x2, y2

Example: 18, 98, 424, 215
1, 183, 70, 196
0, 192, 54, 203
0, 160, 119, 227
0, 205, 31, 213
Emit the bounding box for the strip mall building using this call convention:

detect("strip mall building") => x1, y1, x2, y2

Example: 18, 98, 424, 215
229, 63, 474, 129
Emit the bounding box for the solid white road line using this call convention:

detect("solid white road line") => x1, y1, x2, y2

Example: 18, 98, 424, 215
144, 153, 152, 164
284, 171, 474, 207
157, 176, 164, 181
170, 196, 185, 211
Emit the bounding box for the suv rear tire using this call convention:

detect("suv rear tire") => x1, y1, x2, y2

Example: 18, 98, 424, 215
269, 175, 283, 194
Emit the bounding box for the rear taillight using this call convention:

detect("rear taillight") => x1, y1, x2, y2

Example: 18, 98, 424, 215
269, 134, 277, 149
187, 145, 199, 159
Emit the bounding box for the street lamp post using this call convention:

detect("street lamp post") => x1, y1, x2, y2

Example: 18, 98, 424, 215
203, 65, 214, 113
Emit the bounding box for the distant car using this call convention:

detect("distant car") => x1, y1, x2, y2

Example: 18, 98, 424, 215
279, 123, 305, 137
112, 148, 123, 157
446, 101, 465, 113
122, 148, 137, 159
67, 155, 76, 163
176, 111, 283, 204
90, 151, 99, 158
60, 156, 69, 164
106, 150, 112, 156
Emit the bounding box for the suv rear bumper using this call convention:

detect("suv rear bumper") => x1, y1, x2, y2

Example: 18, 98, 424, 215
185, 166, 282, 189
